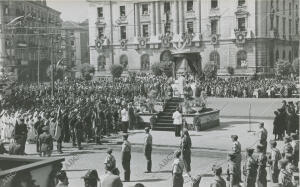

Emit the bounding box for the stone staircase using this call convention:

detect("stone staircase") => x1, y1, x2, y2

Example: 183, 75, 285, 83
153, 97, 184, 131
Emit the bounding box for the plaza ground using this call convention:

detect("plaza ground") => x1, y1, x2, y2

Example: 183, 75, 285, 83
20, 98, 298, 187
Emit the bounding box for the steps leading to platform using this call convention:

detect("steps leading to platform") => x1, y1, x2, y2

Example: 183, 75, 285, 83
153, 97, 184, 131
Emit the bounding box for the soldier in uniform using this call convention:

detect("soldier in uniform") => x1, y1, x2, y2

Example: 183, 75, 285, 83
227, 153, 240, 187
269, 140, 281, 183
75, 114, 83, 150
257, 122, 268, 154
144, 127, 152, 173
282, 136, 293, 158
210, 165, 226, 187
34, 116, 44, 152
121, 134, 131, 181
14, 117, 28, 155
243, 148, 257, 187
256, 144, 267, 187
231, 135, 242, 182
39, 126, 53, 157
181, 128, 192, 174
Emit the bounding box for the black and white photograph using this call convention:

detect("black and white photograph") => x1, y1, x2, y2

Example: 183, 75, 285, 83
0, 0, 299, 186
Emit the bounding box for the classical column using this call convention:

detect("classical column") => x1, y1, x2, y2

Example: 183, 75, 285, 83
134, 3, 140, 37
155, 1, 161, 36
151, 2, 156, 36
196, 0, 201, 34
178, 0, 184, 34
172, 1, 178, 34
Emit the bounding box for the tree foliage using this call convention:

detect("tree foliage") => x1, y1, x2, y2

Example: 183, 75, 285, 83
151, 62, 163, 76
275, 59, 292, 78
80, 63, 95, 80
110, 64, 124, 78
203, 61, 218, 79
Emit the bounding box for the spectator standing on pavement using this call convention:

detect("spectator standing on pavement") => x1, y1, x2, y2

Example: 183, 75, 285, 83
273, 111, 281, 140
227, 153, 240, 187
181, 128, 192, 174
243, 148, 257, 187
269, 140, 281, 183
39, 126, 53, 157
101, 164, 123, 187
75, 114, 83, 150
257, 122, 268, 154
172, 107, 182, 137
121, 107, 129, 133
172, 150, 185, 187
144, 127, 152, 173
231, 135, 242, 183
210, 165, 226, 187
34, 115, 44, 152
256, 144, 267, 187
13, 117, 28, 155
121, 134, 131, 182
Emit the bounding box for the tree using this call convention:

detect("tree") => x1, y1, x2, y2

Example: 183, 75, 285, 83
203, 61, 218, 79
275, 59, 292, 78
151, 62, 163, 76
227, 66, 235, 76
110, 64, 124, 78
292, 58, 299, 76
80, 63, 95, 80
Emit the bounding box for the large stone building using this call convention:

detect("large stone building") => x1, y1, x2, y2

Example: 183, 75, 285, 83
87, 0, 299, 77
61, 20, 89, 78
0, 0, 61, 82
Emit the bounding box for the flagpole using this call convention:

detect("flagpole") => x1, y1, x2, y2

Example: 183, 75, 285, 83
37, 34, 40, 84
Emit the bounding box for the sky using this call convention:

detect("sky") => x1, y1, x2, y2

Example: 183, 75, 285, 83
46, 0, 89, 22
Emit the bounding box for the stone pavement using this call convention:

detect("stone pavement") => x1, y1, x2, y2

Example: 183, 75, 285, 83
113, 117, 285, 153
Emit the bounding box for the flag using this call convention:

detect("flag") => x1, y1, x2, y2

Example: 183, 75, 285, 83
54, 106, 62, 140
56, 58, 64, 67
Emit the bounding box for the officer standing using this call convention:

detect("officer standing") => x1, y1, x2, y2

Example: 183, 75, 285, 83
269, 140, 281, 183
257, 122, 268, 154
14, 117, 28, 155
144, 127, 152, 173
121, 134, 131, 181
39, 126, 53, 157
34, 116, 44, 152
243, 148, 257, 187
181, 128, 192, 174
256, 144, 267, 187
75, 114, 83, 150
231, 135, 242, 182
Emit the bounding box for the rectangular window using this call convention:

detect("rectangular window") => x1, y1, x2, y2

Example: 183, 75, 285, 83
97, 7, 103, 18
187, 22, 194, 33
296, 20, 299, 34
289, 3, 291, 15
120, 26, 126, 39
71, 41, 74, 46
276, 0, 279, 10
282, 17, 286, 35
98, 27, 104, 38
283, 1, 285, 14
211, 0, 218, 9
120, 6, 126, 17
187, 1, 193, 11
165, 23, 171, 34
142, 25, 149, 37
238, 0, 245, 6
211, 20, 218, 34
164, 2, 170, 14
238, 17, 246, 31
289, 19, 291, 35
276, 16, 279, 30
142, 4, 149, 15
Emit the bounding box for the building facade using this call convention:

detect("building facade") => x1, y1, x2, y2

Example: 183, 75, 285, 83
61, 20, 89, 78
87, 0, 299, 77
0, 0, 61, 82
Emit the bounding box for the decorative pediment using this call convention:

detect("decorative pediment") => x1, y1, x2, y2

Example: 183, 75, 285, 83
159, 33, 173, 48
235, 9, 249, 17
95, 18, 106, 27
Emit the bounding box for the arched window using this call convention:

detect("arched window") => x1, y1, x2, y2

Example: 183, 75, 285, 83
209, 51, 220, 69
141, 54, 150, 70
275, 50, 279, 61
236, 50, 247, 68
288, 51, 292, 63
282, 50, 286, 59
97, 55, 106, 70
120, 54, 128, 69
160, 50, 172, 62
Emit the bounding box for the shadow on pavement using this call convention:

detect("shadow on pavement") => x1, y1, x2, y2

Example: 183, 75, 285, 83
204, 120, 260, 132
127, 178, 166, 182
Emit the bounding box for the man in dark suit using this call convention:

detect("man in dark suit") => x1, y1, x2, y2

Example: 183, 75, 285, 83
34, 116, 44, 152
121, 134, 131, 181
14, 117, 28, 155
